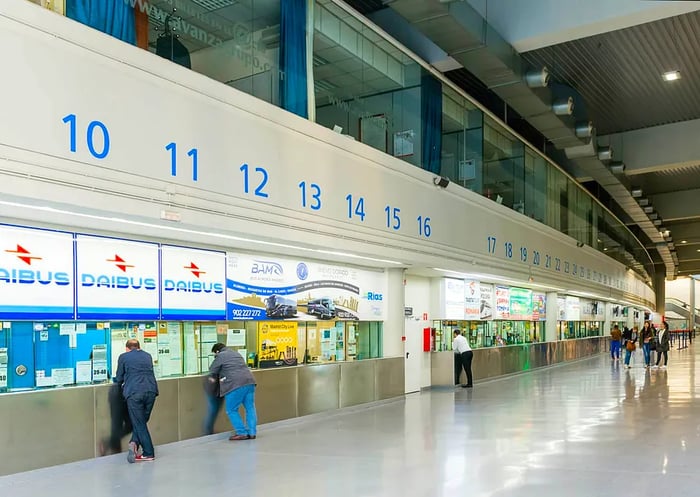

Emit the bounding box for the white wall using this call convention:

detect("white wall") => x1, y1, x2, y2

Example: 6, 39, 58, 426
667, 278, 692, 304
404, 275, 432, 390
0, 2, 654, 312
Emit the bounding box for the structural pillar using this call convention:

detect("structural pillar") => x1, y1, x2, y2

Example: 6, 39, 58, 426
654, 265, 666, 318
690, 276, 696, 330
545, 292, 558, 341
384, 268, 405, 358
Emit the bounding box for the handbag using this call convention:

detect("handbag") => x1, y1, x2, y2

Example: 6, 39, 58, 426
626, 340, 636, 352
649, 338, 657, 351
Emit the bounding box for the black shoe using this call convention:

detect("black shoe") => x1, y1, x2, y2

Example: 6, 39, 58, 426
462, 384, 473, 388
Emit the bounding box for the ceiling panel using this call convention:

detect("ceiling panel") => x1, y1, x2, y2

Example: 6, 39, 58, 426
630, 164, 700, 196
523, 11, 700, 135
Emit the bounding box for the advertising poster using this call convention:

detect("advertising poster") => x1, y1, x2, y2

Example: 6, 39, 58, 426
494, 286, 510, 319
161, 246, 226, 320
443, 278, 465, 319
532, 293, 547, 321
566, 296, 582, 321
558, 297, 567, 320
0, 225, 75, 319
226, 253, 386, 321
464, 280, 481, 319
76, 235, 159, 319
509, 287, 533, 320
479, 284, 493, 320
258, 321, 298, 368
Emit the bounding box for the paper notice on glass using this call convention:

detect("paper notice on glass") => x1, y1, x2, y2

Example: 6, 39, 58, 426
0, 366, 7, 388
40, 330, 49, 341
76, 361, 93, 383
52, 368, 74, 386
76, 323, 87, 333
59, 323, 76, 334
92, 344, 107, 362
228, 329, 246, 347
201, 325, 218, 343
237, 349, 247, 360
92, 359, 108, 381
35, 370, 54, 387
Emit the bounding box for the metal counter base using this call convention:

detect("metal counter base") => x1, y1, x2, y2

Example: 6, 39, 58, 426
431, 337, 610, 386
0, 357, 404, 476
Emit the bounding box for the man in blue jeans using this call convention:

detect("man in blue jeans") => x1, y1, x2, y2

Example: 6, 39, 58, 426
114, 339, 158, 462
209, 343, 257, 440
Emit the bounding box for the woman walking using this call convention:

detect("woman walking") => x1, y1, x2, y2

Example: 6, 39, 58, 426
654, 321, 671, 369
640, 320, 654, 368
622, 326, 637, 369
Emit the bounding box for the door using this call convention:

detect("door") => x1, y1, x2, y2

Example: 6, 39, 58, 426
404, 319, 423, 393
9, 322, 35, 390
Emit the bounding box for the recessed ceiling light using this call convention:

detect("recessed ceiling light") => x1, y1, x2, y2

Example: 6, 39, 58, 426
663, 70, 681, 82
681, 240, 687, 244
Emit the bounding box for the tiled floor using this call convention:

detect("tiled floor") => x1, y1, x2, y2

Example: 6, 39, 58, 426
2, 347, 698, 496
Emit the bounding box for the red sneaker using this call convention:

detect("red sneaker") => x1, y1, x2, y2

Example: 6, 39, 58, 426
135, 455, 155, 462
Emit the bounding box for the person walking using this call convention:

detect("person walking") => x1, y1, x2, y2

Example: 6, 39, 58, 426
640, 320, 654, 368
452, 330, 473, 388
622, 326, 637, 369
610, 325, 622, 361
114, 339, 158, 463
209, 343, 258, 441
654, 321, 671, 369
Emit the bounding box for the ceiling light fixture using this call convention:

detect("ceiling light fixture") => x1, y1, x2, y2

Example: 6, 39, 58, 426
662, 70, 681, 82
631, 188, 643, 198
638, 198, 650, 207
598, 146, 613, 161
681, 240, 687, 244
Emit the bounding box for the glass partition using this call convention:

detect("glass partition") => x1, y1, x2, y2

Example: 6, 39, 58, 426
313, 0, 422, 166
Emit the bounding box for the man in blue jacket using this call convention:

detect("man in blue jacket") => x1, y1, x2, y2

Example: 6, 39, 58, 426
114, 339, 158, 463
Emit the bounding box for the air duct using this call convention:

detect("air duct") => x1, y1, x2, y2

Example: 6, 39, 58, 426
552, 97, 574, 116
381, 0, 591, 149
598, 146, 613, 161
525, 67, 550, 88
575, 121, 594, 139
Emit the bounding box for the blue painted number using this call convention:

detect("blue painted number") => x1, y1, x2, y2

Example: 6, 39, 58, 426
240, 164, 269, 198
346, 194, 366, 221
385, 206, 401, 230
299, 181, 322, 210
62, 113, 110, 159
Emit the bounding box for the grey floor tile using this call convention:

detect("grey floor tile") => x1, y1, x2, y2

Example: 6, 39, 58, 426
2, 349, 700, 496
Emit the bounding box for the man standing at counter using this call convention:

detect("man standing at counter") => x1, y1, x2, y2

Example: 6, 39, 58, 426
115, 339, 159, 463
453, 330, 474, 388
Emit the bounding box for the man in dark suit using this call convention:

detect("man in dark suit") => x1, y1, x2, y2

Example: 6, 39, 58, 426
114, 339, 158, 463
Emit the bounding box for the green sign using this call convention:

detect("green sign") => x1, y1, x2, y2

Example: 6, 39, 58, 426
509, 288, 533, 320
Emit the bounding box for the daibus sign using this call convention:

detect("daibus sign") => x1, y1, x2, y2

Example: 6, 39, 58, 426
76, 235, 160, 320
161, 246, 226, 320
0, 226, 75, 319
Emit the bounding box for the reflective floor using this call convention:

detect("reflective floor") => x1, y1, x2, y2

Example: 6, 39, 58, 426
2, 347, 699, 496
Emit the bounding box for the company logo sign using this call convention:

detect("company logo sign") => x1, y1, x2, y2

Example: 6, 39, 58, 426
80, 252, 156, 291
106, 254, 134, 272
366, 291, 383, 301
252, 260, 283, 275
163, 260, 223, 294
0, 243, 70, 286
296, 262, 309, 281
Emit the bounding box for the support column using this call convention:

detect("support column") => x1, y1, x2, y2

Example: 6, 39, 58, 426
545, 292, 558, 341
654, 266, 666, 318
603, 302, 613, 337
384, 268, 405, 358
690, 276, 696, 331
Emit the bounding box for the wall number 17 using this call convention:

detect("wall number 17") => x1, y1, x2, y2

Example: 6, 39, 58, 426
487, 236, 497, 254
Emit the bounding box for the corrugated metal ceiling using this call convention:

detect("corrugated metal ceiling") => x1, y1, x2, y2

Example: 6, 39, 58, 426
522, 11, 700, 135
629, 164, 700, 195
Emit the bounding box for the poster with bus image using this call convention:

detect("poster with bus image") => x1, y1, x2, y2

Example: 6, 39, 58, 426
257, 322, 298, 368
226, 253, 387, 321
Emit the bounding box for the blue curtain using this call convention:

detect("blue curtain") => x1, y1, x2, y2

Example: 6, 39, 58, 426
67, 0, 136, 45
421, 74, 443, 174
279, 0, 308, 118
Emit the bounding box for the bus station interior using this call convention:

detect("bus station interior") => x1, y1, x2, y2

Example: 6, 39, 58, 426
2, 0, 700, 493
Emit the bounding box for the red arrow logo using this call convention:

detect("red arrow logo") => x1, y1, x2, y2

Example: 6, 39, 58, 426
5, 244, 42, 265
106, 254, 134, 272
184, 262, 206, 278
